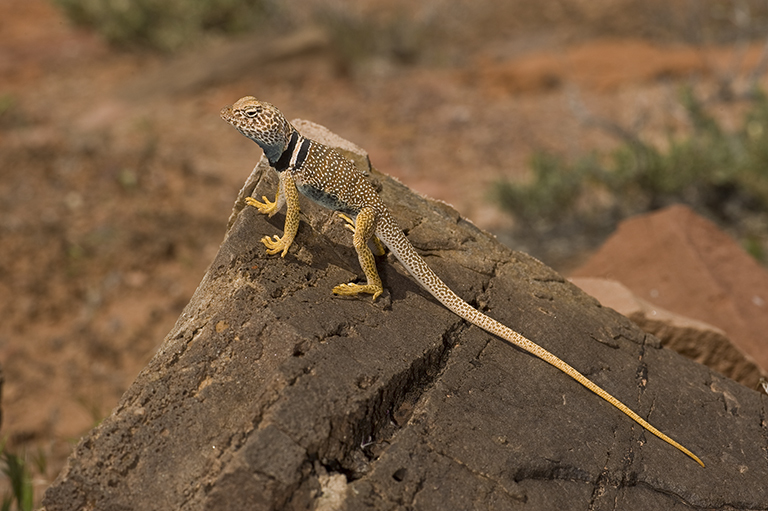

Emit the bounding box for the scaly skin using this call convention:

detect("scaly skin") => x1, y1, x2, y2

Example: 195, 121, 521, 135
220, 96, 705, 467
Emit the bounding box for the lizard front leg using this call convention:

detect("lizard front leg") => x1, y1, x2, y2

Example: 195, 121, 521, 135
247, 172, 300, 257
333, 207, 384, 301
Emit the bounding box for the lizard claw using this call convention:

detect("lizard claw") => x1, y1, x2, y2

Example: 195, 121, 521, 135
337, 213, 357, 234
261, 234, 291, 257
332, 282, 383, 301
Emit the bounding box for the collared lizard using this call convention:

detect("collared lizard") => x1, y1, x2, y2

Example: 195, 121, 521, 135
220, 96, 704, 467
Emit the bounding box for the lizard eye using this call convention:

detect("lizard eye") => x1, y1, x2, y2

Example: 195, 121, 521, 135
245, 107, 262, 118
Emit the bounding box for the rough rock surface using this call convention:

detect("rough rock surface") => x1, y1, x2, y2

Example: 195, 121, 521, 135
571, 277, 765, 388
44, 125, 767, 510
571, 204, 768, 379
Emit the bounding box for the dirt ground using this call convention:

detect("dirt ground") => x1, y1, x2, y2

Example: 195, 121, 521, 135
2, 0, 767, 503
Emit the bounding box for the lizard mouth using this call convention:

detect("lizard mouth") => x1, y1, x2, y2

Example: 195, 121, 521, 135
220, 105, 233, 121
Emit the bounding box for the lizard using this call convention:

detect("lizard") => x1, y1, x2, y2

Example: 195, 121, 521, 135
220, 96, 705, 467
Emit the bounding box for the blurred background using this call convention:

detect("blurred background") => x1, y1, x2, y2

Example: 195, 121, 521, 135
3, 0, 768, 506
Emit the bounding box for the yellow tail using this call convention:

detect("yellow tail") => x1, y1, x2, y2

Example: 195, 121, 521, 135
381, 222, 704, 467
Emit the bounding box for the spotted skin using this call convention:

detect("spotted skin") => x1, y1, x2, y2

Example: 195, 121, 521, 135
220, 97, 704, 467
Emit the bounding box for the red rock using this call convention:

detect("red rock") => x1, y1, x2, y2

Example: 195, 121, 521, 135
571, 204, 768, 383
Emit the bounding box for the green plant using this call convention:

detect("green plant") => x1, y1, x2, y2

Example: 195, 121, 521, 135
494, 151, 597, 226
0, 442, 34, 511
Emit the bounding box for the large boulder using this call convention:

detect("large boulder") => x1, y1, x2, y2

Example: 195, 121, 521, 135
571, 204, 768, 381
43, 124, 767, 510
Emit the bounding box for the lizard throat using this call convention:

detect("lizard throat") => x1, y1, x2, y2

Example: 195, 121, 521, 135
270, 132, 310, 172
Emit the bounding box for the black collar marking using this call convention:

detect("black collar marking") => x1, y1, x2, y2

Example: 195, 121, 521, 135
271, 132, 312, 173
294, 137, 311, 170
272, 131, 299, 172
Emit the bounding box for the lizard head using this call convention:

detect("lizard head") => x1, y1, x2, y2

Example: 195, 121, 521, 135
221, 97, 295, 164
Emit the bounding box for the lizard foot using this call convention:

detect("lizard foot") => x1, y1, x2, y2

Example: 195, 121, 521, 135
261, 234, 291, 257
246, 196, 279, 217
333, 282, 383, 301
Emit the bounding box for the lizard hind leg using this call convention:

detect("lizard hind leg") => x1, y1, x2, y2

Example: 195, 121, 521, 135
333, 209, 384, 301
337, 213, 386, 256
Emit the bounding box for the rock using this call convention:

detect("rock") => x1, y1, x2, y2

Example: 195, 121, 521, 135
571, 204, 768, 383
44, 127, 768, 510
571, 277, 764, 388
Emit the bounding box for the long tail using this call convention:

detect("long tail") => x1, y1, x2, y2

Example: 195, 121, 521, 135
377, 218, 704, 467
